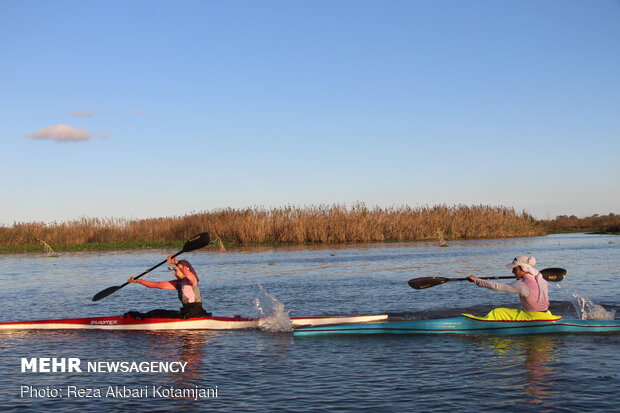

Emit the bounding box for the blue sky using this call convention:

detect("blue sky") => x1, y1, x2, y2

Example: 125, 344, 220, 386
1, 0, 619, 225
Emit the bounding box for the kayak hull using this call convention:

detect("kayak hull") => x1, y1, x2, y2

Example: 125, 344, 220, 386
0, 314, 388, 331
293, 316, 620, 336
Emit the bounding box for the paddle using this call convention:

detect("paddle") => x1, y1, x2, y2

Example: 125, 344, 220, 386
91, 232, 211, 301
408, 267, 566, 290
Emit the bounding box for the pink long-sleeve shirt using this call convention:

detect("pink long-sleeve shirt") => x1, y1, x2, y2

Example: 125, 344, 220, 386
474, 273, 549, 312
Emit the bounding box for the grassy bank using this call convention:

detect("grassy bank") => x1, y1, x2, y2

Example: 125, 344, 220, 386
0, 240, 186, 254
537, 213, 620, 235
1, 204, 544, 253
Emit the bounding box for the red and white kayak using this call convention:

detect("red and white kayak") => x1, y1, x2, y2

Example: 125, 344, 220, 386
0, 314, 388, 331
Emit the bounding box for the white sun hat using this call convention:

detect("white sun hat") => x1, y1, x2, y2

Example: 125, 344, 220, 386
506, 256, 537, 272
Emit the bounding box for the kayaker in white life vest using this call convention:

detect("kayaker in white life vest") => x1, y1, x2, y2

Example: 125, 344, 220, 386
126, 255, 209, 318
467, 256, 550, 312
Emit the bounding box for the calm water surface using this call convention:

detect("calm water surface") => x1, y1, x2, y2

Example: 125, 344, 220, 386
1, 233, 618, 412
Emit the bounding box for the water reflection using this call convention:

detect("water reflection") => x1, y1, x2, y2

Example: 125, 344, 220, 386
126, 331, 215, 385
175, 332, 210, 387
478, 336, 560, 407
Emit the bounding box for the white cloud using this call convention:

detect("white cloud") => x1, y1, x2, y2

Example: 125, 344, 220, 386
133, 109, 147, 115
69, 111, 95, 118
25, 124, 94, 142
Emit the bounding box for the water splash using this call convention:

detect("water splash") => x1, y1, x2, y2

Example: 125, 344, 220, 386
557, 284, 616, 320
254, 284, 293, 332
571, 294, 615, 320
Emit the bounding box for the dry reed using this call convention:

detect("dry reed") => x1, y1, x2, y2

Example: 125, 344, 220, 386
537, 213, 620, 233
38, 239, 59, 257
0, 204, 544, 248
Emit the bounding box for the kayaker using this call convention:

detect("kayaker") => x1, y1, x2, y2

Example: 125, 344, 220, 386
467, 256, 550, 312
126, 255, 209, 319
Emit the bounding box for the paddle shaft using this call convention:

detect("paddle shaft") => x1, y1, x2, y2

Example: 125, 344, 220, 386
114, 251, 183, 291
91, 232, 210, 301
447, 275, 515, 282
408, 267, 566, 290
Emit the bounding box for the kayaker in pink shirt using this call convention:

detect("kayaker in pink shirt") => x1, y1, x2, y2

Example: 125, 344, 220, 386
126, 255, 209, 319
467, 256, 550, 312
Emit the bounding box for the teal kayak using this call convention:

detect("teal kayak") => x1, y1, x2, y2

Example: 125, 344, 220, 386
293, 316, 620, 336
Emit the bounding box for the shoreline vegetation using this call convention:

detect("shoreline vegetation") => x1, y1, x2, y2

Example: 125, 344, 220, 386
1, 205, 618, 254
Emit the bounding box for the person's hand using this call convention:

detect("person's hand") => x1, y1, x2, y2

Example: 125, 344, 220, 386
466, 275, 477, 283
167, 255, 179, 265
128, 277, 138, 283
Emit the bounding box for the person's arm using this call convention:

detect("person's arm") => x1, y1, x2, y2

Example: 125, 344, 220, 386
178, 264, 198, 285
168, 255, 199, 286
128, 277, 177, 290
467, 276, 529, 295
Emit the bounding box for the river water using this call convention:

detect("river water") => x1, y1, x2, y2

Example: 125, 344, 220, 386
0, 233, 618, 411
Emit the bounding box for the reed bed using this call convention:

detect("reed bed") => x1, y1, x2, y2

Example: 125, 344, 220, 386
537, 213, 620, 234
0, 204, 544, 250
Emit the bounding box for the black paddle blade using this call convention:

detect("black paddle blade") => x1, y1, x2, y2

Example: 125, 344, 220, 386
408, 277, 449, 290
182, 232, 211, 252
540, 267, 566, 282
92, 285, 123, 302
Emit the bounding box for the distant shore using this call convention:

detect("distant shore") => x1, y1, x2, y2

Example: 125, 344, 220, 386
1, 205, 617, 254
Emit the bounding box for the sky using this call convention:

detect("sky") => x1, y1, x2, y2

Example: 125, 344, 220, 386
1, 0, 619, 225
